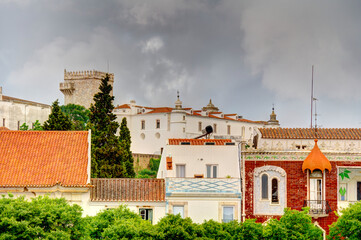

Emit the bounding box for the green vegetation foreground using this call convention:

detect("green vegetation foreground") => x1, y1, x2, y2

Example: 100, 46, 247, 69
5, 194, 353, 240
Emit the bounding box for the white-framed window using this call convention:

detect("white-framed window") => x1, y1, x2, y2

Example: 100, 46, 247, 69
222, 206, 234, 223
261, 174, 268, 199
206, 164, 218, 178
139, 208, 153, 224
141, 120, 145, 130
271, 178, 279, 203
156, 119, 160, 129
227, 125, 231, 135
198, 122, 202, 131
173, 205, 184, 218
176, 164, 185, 178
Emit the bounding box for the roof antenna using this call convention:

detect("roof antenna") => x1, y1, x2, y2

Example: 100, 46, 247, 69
311, 65, 314, 129
177, 90, 180, 100
314, 97, 318, 138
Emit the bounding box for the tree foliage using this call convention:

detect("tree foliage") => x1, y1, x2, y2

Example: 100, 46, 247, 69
88, 74, 125, 178
119, 117, 135, 178
263, 208, 323, 240
136, 158, 160, 178
19, 123, 28, 130
329, 201, 361, 239
43, 100, 72, 130
61, 104, 90, 130
0, 194, 87, 240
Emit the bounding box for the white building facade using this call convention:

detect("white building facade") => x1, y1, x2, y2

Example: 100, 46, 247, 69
114, 98, 278, 155
157, 138, 242, 223
0, 87, 51, 130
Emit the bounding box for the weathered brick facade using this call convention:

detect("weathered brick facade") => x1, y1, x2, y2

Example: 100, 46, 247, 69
244, 157, 361, 233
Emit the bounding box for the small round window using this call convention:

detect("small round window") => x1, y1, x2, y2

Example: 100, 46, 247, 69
140, 133, 145, 140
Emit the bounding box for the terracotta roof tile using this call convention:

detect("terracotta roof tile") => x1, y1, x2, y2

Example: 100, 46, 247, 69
259, 128, 361, 140
0, 127, 9, 131
168, 138, 232, 145
0, 131, 89, 187
90, 178, 165, 202
115, 104, 131, 109
146, 107, 173, 114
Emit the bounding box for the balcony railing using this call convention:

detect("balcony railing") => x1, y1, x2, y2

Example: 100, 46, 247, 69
303, 200, 331, 217
166, 178, 241, 195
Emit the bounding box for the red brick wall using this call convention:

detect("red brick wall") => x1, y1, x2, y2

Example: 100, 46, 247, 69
244, 160, 361, 233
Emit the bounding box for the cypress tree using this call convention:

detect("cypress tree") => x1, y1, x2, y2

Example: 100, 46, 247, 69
119, 117, 135, 178
89, 74, 126, 178
43, 100, 72, 130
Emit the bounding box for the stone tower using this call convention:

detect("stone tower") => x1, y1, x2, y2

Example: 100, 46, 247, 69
60, 69, 114, 108
267, 106, 280, 126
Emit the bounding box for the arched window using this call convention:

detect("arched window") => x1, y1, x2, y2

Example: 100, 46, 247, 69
261, 174, 268, 199
272, 178, 279, 203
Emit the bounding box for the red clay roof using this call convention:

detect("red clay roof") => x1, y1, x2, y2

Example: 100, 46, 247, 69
0, 127, 9, 131
0, 131, 89, 188
169, 138, 232, 145
259, 128, 361, 140
90, 178, 165, 202
115, 104, 131, 109
302, 139, 332, 173
146, 107, 173, 114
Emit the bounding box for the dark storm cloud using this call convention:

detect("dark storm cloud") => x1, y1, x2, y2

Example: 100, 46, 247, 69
1, 0, 361, 127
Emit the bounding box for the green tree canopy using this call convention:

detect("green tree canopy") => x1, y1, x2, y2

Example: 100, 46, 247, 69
263, 208, 323, 240
119, 117, 135, 178
61, 104, 90, 130
329, 201, 361, 239
88, 74, 126, 178
0, 194, 87, 240
43, 100, 72, 130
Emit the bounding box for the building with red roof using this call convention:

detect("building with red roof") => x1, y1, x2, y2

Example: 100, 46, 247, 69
0, 130, 91, 212
243, 127, 361, 236
114, 96, 278, 155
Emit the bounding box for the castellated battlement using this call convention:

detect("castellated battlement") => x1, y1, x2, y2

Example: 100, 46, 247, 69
60, 69, 114, 108
64, 69, 114, 82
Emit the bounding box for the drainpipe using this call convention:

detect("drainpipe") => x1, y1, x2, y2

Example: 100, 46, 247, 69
238, 141, 246, 222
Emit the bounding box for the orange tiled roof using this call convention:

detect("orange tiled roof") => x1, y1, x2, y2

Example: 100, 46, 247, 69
0, 127, 9, 131
259, 128, 361, 140
115, 104, 131, 109
0, 131, 89, 188
90, 178, 165, 202
146, 107, 173, 114
302, 139, 332, 173
168, 138, 232, 145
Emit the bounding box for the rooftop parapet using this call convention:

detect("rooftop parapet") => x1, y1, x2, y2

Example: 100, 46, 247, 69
64, 69, 114, 82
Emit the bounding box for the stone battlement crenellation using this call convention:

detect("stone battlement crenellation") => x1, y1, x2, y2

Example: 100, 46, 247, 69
64, 69, 114, 81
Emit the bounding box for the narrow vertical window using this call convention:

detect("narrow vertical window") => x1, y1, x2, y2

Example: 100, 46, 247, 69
141, 120, 145, 130
222, 206, 234, 223
17, 121, 20, 130
139, 208, 153, 224
271, 178, 279, 203
198, 122, 202, 131
156, 119, 160, 129
261, 174, 268, 199
213, 124, 217, 133
176, 165, 185, 177
206, 165, 218, 178
2, 118, 5, 127
173, 205, 184, 218
227, 125, 231, 135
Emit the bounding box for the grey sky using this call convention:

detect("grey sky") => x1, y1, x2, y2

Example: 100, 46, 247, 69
1, 0, 361, 128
